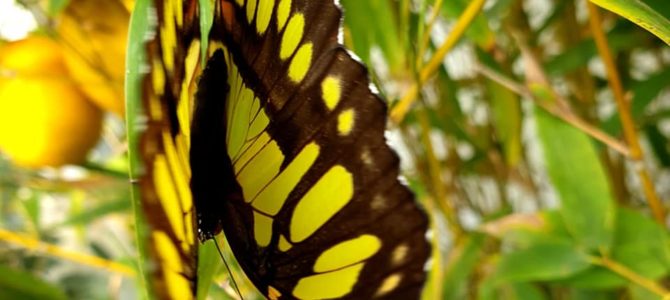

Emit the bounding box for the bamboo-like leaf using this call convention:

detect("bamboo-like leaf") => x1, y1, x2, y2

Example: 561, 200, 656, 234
0, 265, 67, 300
590, 0, 670, 45
535, 107, 616, 251
494, 242, 591, 283
124, 0, 152, 299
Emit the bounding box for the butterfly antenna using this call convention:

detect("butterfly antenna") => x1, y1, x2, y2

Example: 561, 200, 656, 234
213, 238, 245, 300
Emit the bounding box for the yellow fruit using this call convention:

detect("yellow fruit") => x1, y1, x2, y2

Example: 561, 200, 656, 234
0, 37, 103, 168
56, 0, 130, 117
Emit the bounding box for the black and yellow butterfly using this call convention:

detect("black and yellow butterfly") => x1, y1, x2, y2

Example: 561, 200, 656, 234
139, 0, 430, 299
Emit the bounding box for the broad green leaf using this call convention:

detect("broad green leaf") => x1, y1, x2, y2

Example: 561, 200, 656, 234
535, 107, 616, 251
567, 289, 617, 300
0, 265, 67, 300
560, 266, 626, 289
629, 284, 663, 300
442, 233, 486, 299
125, 0, 153, 299
504, 283, 547, 300
560, 208, 670, 289
590, 0, 670, 45
611, 208, 670, 278
493, 242, 591, 283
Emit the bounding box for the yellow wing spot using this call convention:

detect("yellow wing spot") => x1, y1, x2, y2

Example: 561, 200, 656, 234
321, 76, 341, 110
290, 165, 353, 243
160, 0, 176, 72
288, 42, 312, 83
178, 41, 201, 143
153, 155, 188, 244
337, 108, 355, 136
292, 263, 364, 299
268, 286, 282, 300
374, 273, 402, 297
278, 235, 292, 252
154, 232, 192, 300
276, 0, 291, 30
392, 243, 409, 266
313, 235, 381, 273
235, 0, 244, 6
360, 147, 373, 166
370, 194, 387, 210
246, 0, 257, 23
237, 138, 283, 202
252, 142, 320, 215
256, 0, 274, 34
280, 13, 304, 60
253, 211, 273, 247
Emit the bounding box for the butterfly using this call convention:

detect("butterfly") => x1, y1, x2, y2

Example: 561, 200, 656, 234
138, 0, 431, 299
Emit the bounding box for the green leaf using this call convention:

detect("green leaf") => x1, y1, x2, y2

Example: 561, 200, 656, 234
611, 208, 670, 278
125, 0, 153, 299
55, 198, 130, 227
545, 31, 641, 76
494, 242, 591, 283
560, 208, 670, 289
479, 50, 522, 166
47, 0, 70, 16
197, 240, 222, 300
629, 283, 663, 300
442, 233, 486, 299
590, 0, 670, 45
199, 0, 214, 66
535, 107, 616, 251
560, 266, 626, 289
441, 0, 495, 49
0, 265, 67, 300
340, 0, 405, 72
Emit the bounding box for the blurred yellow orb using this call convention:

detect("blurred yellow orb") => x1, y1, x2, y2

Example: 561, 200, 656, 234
57, 0, 130, 117
0, 36, 103, 168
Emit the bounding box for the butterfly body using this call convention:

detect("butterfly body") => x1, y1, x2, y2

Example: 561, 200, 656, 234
141, 0, 431, 299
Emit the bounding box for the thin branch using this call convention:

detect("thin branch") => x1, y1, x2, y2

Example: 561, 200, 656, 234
587, 3, 666, 224
476, 63, 630, 157
591, 255, 670, 297
0, 228, 136, 276
391, 0, 487, 123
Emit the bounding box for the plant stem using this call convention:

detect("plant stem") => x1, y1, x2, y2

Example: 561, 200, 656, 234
416, 0, 445, 69
587, 3, 666, 224
476, 64, 630, 157
391, 0, 486, 123
417, 107, 463, 237
591, 255, 669, 297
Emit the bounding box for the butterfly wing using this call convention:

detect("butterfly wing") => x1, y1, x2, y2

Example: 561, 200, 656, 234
192, 1, 431, 298
141, 0, 431, 299
140, 1, 202, 299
